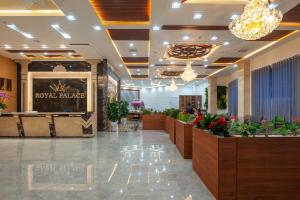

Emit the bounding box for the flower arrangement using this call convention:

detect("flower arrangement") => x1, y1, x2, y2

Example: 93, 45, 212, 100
131, 100, 144, 110
0, 92, 9, 110
177, 111, 194, 123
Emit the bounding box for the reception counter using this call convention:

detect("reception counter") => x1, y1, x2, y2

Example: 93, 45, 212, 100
0, 112, 95, 138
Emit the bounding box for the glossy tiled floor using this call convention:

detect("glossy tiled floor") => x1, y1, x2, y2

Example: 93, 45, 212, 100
0, 130, 213, 200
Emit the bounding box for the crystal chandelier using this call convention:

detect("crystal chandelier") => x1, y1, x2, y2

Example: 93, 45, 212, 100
169, 79, 178, 91
229, 0, 283, 41
180, 61, 197, 82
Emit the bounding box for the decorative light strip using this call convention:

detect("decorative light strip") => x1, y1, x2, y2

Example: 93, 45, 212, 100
7, 24, 34, 39
0, 10, 64, 16
51, 24, 71, 39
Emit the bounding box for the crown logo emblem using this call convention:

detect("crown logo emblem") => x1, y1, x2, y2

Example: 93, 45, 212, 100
49, 80, 70, 92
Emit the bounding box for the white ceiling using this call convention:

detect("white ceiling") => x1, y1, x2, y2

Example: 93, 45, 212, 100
0, 0, 299, 87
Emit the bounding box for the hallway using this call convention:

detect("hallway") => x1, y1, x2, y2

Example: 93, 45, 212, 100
0, 131, 213, 200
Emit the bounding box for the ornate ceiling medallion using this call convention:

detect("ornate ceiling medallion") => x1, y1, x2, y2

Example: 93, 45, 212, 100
164, 44, 218, 60
229, 0, 283, 40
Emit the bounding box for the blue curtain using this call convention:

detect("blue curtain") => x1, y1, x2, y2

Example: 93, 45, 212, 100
251, 55, 300, 122
228, 79, 238, 117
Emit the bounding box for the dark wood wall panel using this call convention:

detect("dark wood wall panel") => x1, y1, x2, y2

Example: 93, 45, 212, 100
214, 57, 241, 63
162, 25, 229, 30
108, 29, 149, 40
90, 0, 150, 22
257, 30, 294, 41
283, 3, 300, 22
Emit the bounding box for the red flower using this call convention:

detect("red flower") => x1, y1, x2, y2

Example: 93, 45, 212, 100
194, 119, 199, 125
197, 115, 203, 121
197, 111, 202, 116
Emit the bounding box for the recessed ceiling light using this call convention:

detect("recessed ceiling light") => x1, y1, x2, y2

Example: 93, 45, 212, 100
211, 36, 218, 41
233, 64, 238, 68
230, 14, 239, 20
119, 64, 123, 67
204, 64, 208, 67
136, 69, 141, 72
150, 64, 155, 67
66, 15, 76, 21
203, 58, 208, 62
159, 59, 163, 62
19, 52, 24, 56
170, 61, 175, 64
167, 67, 171, 70
68, 52, 72, 56
23, 44, 29, 49
172, 1, 181, 9
132, 53, 137, 56
51, 24, 71, 39
268, 3, 279, 9
43, 52, 48, 55
129, 43, 134, 47
193, 13, 202, 20
182, 35, 190, 40
4, 44, 11, 49
60, 44, 67, 49
7, 24, 34, 39
152, 25, 161, 31
93, 25, 102, 31
163, 41, 169, 45
41, 44, 48, 49
223, 41, 230, 46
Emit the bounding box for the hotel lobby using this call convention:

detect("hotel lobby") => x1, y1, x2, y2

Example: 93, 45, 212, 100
0, 0, 300, 199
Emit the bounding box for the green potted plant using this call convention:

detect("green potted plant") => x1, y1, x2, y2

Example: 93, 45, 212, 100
230, 121, 260, 137
177, 111, 194, 123
119, 100, 129, 125
107, 99, 119, 131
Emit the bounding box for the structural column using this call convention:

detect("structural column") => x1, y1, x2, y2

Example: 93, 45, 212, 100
208, 77, 217, 114
237, 60, 251, 120
97, 59, 108, 131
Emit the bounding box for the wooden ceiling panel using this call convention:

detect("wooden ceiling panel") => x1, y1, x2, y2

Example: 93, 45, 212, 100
214, 57, 241, 63
161, 25, 229, 30
197, 75, 208, 78
161, 71, 183, 76
127, 65, 148, 69
108, 29, 149, 40
122, 57, 148, 63
282, 3, 300, 23
90, 0, 150, 22
257, 30, 294, 41
131, 75, 148, 78
205, 66, 226, 69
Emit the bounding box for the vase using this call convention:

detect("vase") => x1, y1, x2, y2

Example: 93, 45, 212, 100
110, 121, 118, 132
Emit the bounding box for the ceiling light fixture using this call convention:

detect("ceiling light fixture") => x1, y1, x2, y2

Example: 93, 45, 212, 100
180, 61, 197, 82
93, 25, 102, 31
230, 14, 239, 20
223, 41, 230, 46
170, 61, 175, 64
19, 52, 24, 56
119, 64, 123, 67
159, 58, 163, 62
268, 3, 279, 9
129, 43, 134, 47
193, 13, 202, 20
4, 44, 11, 49
169, 79, 178, 91
23, 44, 29, 49
7, 24, 34, 39
152, 25, 161, 31
43, 52, 48, 55
68, 52, 72, 56
41, 44, 48, 49
66, 15, 76, 21
51, 24, 71, 39
60, 44, 67, 49
182, 35, 190, 40
150, 64, 155, 67
172, 1, 181, 9
163, 41, 169, 45
229, 0, 283, 40
132, 53, 137, 56
211, 36, 218, 41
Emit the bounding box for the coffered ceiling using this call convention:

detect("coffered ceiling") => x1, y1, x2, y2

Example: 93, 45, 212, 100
0, 0, 299, 87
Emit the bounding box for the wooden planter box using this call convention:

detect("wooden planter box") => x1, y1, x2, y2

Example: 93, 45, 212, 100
176, 120, 193, 159
192, 128, 236, 200
192, 127, 300, 200
142, 114, 165, 130
165, 116, 176, 143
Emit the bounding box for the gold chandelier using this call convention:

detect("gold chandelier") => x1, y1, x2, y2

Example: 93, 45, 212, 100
180, 61, 197, 82
169, 79, 178, 91
229, 0, 283, 40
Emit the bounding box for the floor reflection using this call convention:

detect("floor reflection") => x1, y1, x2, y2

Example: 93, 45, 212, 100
0, 131, 213, 200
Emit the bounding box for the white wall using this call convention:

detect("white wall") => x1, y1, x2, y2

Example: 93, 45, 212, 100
140, 80, 208, 111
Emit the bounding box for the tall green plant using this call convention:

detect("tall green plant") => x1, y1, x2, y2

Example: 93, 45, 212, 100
217, 86, 227, 110
107, 99, 119, 122
204, 88, 208, 110
119, 100, 129, 118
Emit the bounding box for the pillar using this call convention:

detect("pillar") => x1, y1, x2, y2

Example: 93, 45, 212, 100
97, 59, 108, 131
208, 77, 217, 114
237, 60, 251, 120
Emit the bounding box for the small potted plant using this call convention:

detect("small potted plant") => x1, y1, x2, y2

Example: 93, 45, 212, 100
0, 92, 9, 114
119, 100, 129, 125
107, 99, 119, 132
